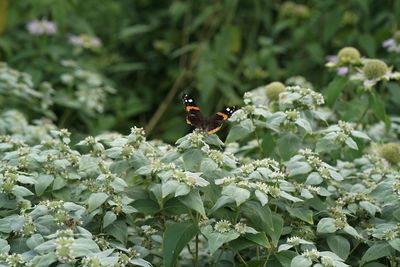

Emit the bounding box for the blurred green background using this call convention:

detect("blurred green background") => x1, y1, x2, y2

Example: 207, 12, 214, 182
0, 0, 399, 142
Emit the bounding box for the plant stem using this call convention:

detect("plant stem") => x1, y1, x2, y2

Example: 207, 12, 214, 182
213, 249, 224, 267
256, 246, 260, 260
145, 3, 194, 136
237, 252, 249, 267
194, 234, 199, 267
263, 249, 271, 267
355, 104, 369, 129
254, 128, 265, 157
144, 69, 189, 135
59, 109, 72, 129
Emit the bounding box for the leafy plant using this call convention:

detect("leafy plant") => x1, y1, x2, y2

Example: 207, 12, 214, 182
0, 51, 399, 265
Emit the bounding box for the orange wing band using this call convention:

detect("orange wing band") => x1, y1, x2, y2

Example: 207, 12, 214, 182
216, 112, 228, 120
207, 126, 222, 135
186, 106, 200, 111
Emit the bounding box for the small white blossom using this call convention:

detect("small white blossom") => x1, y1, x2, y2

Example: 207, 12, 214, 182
69, 34, 102, 49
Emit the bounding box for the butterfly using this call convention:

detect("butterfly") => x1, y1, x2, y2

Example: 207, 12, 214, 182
182, 94, 237, 134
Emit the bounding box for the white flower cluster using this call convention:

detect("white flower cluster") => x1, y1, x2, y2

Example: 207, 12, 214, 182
69, 34, 101, 49
279, 85, 324, 110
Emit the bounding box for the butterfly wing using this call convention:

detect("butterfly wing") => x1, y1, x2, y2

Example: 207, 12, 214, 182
206, 106, 237, 134
182, 94, 206, 129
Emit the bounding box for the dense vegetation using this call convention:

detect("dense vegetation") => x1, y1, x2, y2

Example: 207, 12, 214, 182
0, 1, 400, 266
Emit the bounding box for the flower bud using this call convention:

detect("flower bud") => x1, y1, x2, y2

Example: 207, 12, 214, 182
379, 143, 400, 164
362, 59, 388, 80
265, 81, 285, 101
337, 47, 360, 64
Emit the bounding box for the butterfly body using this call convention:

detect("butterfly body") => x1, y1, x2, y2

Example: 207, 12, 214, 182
182, 94, 237, 134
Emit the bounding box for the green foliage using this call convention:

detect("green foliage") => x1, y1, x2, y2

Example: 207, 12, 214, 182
1, 0, 400, 140
0, 1, 400, 266
0, 55, 399, 265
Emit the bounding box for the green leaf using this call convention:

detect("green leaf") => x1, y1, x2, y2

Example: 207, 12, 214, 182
130, 258, 153, 267
0, 239, 10, 253
204, 134, 224, 147
360, 243, 392, 264
119, 24, 155, 39
17, 175, 36, 185
389, 239, 400, 252
290, 255, 312, 267
324, 76, 347, 107
175, 184, 191, 197
26, 234, 44, 250
327, 235, 350, 260
306, 42, 324, 64
201, 225, 240, 255
278, 244, 293, 252
71, 239, 100, 257
286, 161, 312, 176
345, 137, 358, 150
87, 192, 109, 212
132, 199, 159, 214
34, 240, 56, 254
280, 191, 303, 202
357, 33, 376, 57
103, 211, 117, 228
255, 190, 268, 206
369, 92, 390, 131
262, 131, 276, 156
35, 174, 54, 195
387, 82, 400, 106
351, 130, 370, 140
343, 224, 360, 238
315, 138, 337, 153
226, 124, 252, 143
12, 185, 34, 197
359, 201, 379, 216
295, 118, 312, 133
276, 251, 298, 267
244, 233, 270, 248
31, 253, 57, 267
242, 201, 273, 232
178, 190, 206, 218
105, 220, 127, 244
317, 218, 337, 233
163, 221, 199, 267
286, 207, 313, 224
208, 196, 235, 215
265, 214, 284, 247
182, 149, 204, 171
78, 155, 101, 176
0, 218, 12, 233
162, 180, 180, 198
222, 185, 250, 206
305, 172, 323, 185
276, 133, 301, 160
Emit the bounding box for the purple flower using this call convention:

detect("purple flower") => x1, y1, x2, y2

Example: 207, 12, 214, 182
383, 38, 395, 48
326, 55, 338, 64
26, 19, 57, 36
337, 66, 349, 76
382, 38, 400, 53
